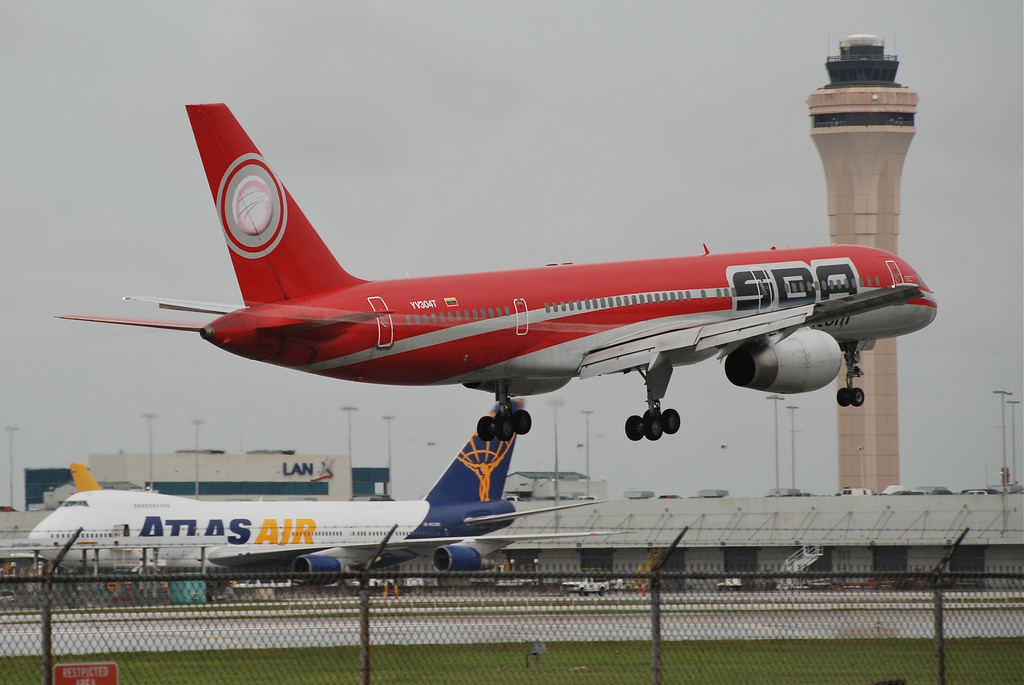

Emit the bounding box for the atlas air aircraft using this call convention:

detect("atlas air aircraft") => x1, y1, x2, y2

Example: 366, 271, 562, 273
27, 405, 602, 573
62, 104, 937, 442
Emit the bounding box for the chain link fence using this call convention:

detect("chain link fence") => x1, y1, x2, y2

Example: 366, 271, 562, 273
2, 569, 1021, 684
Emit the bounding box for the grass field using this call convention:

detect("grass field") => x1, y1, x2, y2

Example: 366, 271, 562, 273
3, 637, 1021, 685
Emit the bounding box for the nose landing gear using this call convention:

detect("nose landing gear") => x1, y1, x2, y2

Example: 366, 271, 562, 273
837, 342, 866, 407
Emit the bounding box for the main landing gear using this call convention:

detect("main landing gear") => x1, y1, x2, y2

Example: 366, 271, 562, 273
624, 405, 680, 442
476, 383, 531, 442
837, 342, 865, 407
624, 361, 680, 442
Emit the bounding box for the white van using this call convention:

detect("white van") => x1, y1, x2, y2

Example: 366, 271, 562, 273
839, 487, 876, 496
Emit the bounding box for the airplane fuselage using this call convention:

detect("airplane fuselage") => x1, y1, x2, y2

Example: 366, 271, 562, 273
202, 244, 936, 394
29, 489, 514, 571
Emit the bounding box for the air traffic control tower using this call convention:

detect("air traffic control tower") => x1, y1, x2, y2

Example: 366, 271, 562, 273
807, 35, 918, 492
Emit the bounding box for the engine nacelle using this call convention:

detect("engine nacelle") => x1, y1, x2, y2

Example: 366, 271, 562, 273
432, 545, 496, 572
293, 554, 343, 574
724, 328, 842, 394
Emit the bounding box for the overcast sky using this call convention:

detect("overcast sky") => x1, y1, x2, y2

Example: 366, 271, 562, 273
1, 1, 1021, 507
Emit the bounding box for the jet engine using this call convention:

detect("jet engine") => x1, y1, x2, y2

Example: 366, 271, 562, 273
724, 329, 842, 394
432, 545, 496, 572
293, 554, 343, 574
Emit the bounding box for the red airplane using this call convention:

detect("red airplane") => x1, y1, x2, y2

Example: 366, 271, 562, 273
62, 104, 937, 442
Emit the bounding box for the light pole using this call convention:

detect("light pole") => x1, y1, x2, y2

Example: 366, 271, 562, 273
994, 391, 1012, 489
341, 406, 358, 463
766, 395, 785, 491
548, 399, 563, 503
142, 413, 157, 490
1009, 400, 1021, 486
581, 410, 593, 496
192, 419, 203, 499
6, 426, 18, 509
382, 416, 394, 496
786, 406, 799, 490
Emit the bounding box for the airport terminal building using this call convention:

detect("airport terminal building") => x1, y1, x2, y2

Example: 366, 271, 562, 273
24, 451, 387, 508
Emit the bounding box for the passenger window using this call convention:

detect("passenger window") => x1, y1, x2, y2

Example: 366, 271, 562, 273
414, 315, 421, 325
488, 308, 494, 318
431, 313, 438, 324
504, 307, 510, 316
545, 303, 550, 313
700, 290, 706, 299
405, 315, 412, 325
455, 311, 462, 321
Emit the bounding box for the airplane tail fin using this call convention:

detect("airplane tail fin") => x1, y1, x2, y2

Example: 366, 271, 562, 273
70, 463, 102, 492
424, 400, 523, 505
186, 104, 366, 306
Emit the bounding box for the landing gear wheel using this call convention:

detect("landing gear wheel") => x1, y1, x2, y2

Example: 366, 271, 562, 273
493, 415, 515, 442
850, 387, 865, 407
511, 409, 532, 435
661, 408, 681, 435
477, 416, 495, 441
642, 411, 663, 441
625, 415, 645, 441
836, 388, 851, 407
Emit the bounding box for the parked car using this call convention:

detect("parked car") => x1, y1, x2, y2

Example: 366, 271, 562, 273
563, 578, 626, 596
912, 487, 953, 495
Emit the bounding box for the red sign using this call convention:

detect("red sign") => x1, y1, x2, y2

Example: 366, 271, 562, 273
54, 662, 119, 685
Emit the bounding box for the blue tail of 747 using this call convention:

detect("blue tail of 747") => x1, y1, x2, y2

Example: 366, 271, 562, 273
424, 400, 522, 505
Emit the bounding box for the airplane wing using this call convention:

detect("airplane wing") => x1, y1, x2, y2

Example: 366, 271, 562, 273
803, 283, 923, 325
204, 530, 614, 569
579, 283, 923, 379
206, 544, 337, 568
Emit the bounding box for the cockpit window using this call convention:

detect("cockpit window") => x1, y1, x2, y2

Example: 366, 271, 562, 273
60, 499, 89, 508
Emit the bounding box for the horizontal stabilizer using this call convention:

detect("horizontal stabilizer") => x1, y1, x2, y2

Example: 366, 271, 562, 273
463, 499, 603, 526
124, 296, 239, 315
57, 315, 207, 332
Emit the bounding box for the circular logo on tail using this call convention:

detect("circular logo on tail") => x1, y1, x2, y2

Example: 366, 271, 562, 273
216, 154, 288, 259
